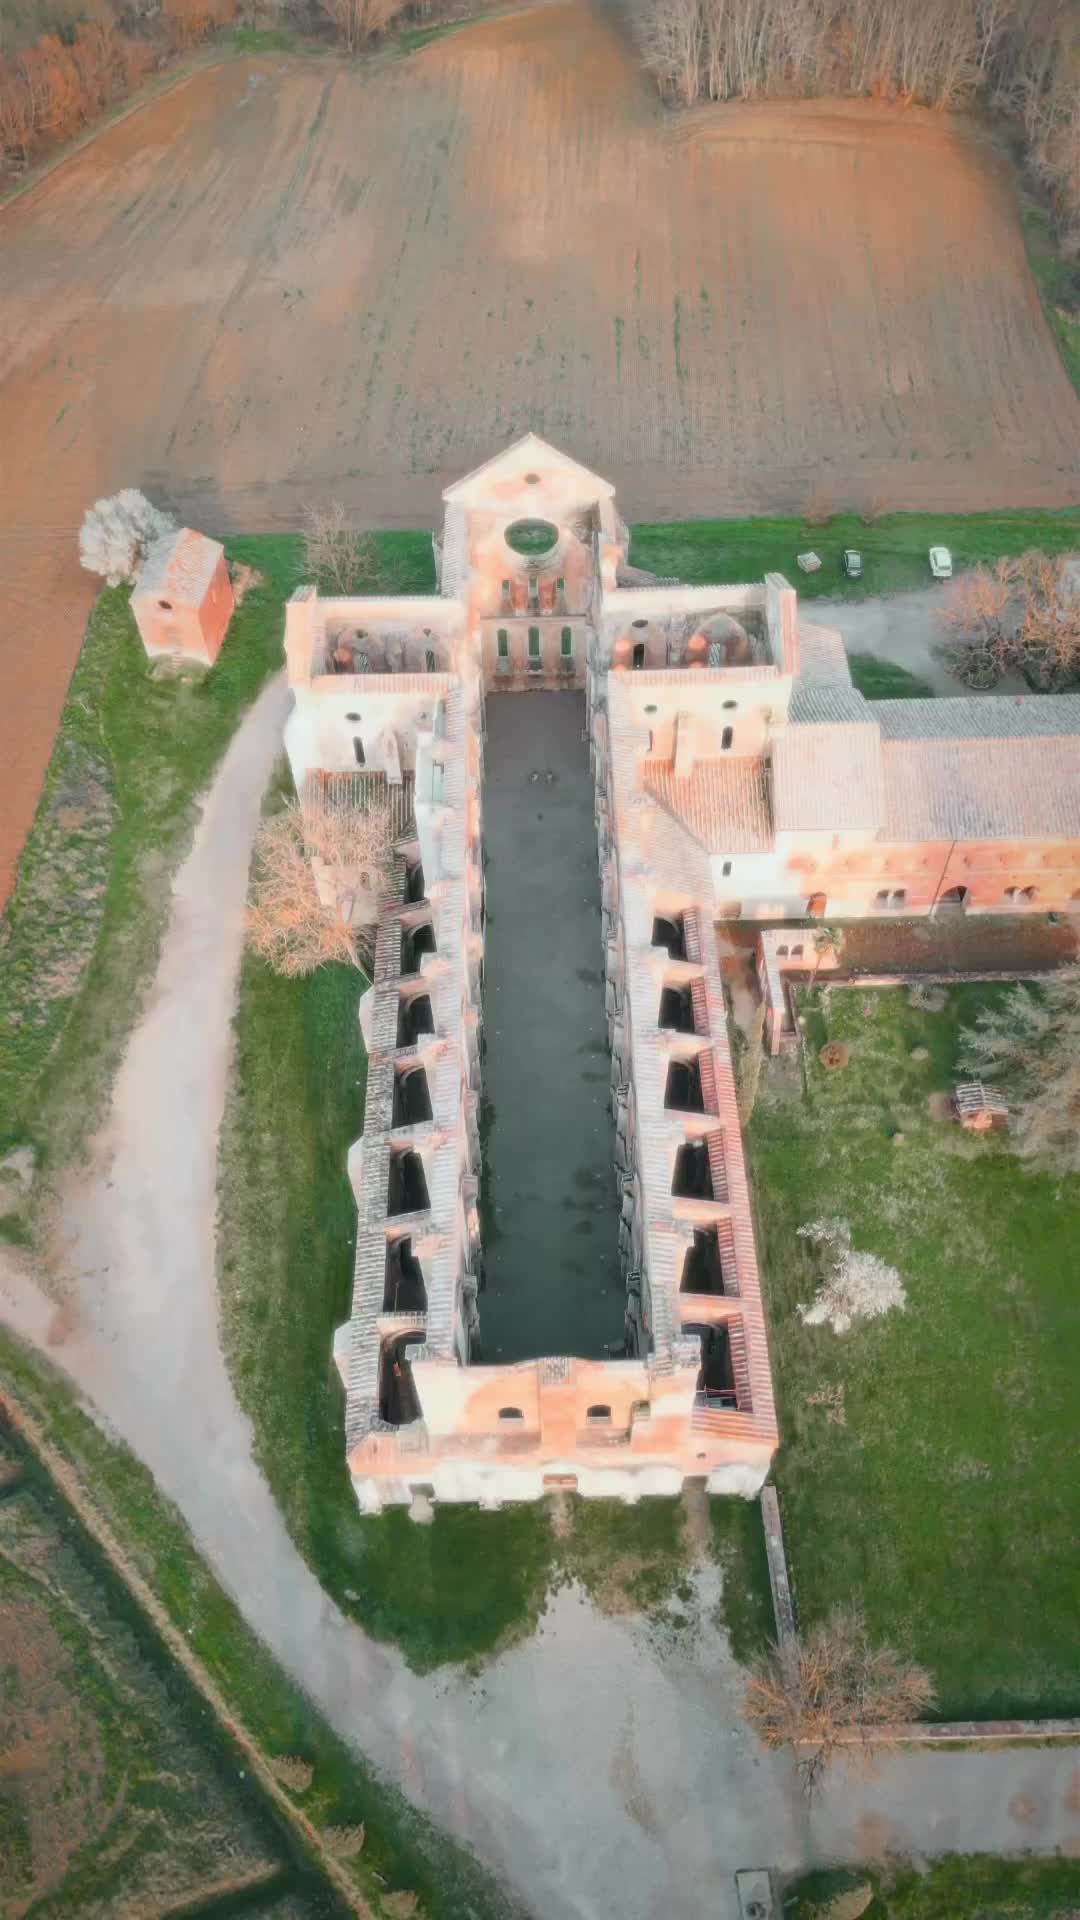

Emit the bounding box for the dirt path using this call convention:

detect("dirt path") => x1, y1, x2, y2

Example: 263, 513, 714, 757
2, 680, 1080, 1916
5, 4, 1080, 901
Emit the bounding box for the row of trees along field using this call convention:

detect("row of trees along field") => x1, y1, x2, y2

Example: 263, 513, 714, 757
0, 0, 235, 165
637, 0, 1080, 249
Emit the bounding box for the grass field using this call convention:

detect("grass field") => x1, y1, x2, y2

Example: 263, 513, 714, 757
0, 532, 431, 1233
630, 506, 1080, 602
216, 942, 774, 1669
749, 984, 1080, 1718
0, 536, 300, 1181
0, 1439, 300, 1916
785, 1856, 1080, 1919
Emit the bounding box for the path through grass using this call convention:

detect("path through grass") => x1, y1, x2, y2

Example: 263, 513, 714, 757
750, 984, 1080, 1717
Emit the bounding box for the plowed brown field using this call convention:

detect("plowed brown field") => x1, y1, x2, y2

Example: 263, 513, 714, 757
3, 0, 1080, 896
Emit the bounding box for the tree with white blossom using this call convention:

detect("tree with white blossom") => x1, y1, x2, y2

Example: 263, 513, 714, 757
79, 489, 176, 588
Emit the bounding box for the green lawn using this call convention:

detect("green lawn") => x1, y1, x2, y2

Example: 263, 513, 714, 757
217, 944, 775, 1668
785, 1857, 1080, 1919
0, 535, 302, 1192
846, 656, 936, 701
1023, 205, 1080, 398
0, 531, 432, 1221
629, 507, 1080, 602
750, 984, 1080, 1718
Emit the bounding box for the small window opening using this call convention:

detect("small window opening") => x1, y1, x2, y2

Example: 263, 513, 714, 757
652, 913, 686, 960
497, 628, 509, 658
406, 861, 426, 904
498, 1406, 525, 1420
425, 648, 437, 672
791, 943, 804, 958
378, 1334, 421, 1426
632, 618, 648, 630
721, 860, 732, 877
875, 889, 889, 906
722, 699, 737, 711
383, 1236, 427, 1313
352, 736, 365, 766
528, 626, 541, 657
345, 711, 362, 722
692, 1325, 737, 1407
632, 642, 646, 669
721, 726, 734, 751
777, 944, 789, 957
387, 1149, 430, 1216
586, 1404, 612, 1422
658, 984, 695, 1033
891, 889, 906, 906
680, 1228, 726, 1296
672, 1141, 713, 1201
400, 920, 436, 973
665, 1058, 704, 1113
392, 1066, 433, 1128
158, 598, 173, 611
397, 993, 434, 1047
561, 626, 573, 656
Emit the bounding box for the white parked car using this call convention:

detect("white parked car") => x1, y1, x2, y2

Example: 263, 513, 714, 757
929, 545, 953, 580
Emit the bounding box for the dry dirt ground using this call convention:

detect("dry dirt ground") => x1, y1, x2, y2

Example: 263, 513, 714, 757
3, 0, 1080, 897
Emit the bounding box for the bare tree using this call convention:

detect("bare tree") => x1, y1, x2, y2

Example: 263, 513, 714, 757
641, 0, 705, 104
79, 488, 176, 587
304, 503, 378, 595
744, 1607, 935, 1796
247, 797, 394, 977
317, 0, 405, 53
1013, 548, 1080, 691
959, 965, 1080, 1173
938, 558, 1017, 688
0, 59, 36, 161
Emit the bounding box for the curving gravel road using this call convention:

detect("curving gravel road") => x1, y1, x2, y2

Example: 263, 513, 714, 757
2, 674, 1079, 1920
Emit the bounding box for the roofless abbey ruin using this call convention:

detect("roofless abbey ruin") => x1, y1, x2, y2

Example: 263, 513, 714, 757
282, 436, 1080, 1511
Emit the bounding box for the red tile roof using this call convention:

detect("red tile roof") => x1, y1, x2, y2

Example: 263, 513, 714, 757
642, 756, 772, 853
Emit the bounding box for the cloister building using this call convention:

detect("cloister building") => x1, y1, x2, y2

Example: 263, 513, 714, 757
281, 435, 1080, 1511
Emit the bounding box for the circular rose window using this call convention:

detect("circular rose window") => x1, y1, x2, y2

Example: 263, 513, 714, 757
504, 518, 559, 557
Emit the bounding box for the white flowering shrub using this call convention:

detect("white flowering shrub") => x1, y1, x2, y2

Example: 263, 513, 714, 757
796, 1217, 907, 1333
79, 490, 176, 587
